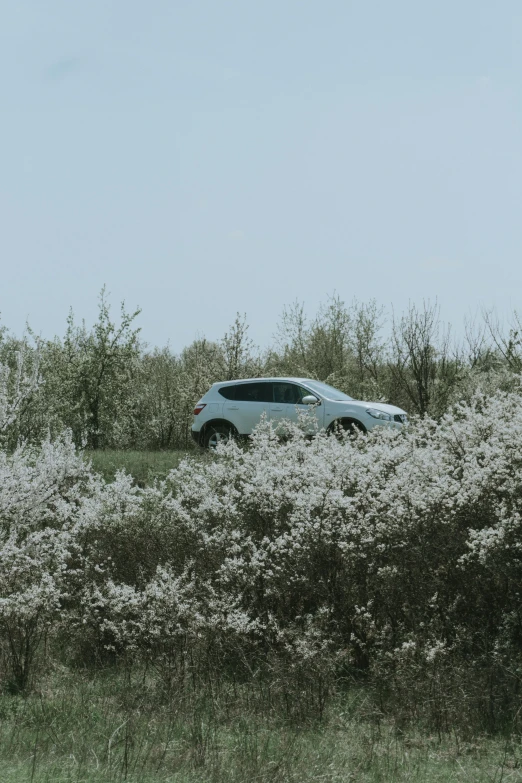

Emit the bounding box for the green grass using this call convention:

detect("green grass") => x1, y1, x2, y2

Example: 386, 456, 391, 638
85, 450, 196, 485
1, 668, 521, 783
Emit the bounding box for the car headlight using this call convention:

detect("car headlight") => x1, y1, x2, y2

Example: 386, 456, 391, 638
366, 408, 392, 421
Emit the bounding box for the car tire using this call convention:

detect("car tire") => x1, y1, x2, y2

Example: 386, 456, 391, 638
203, 423, 234, 450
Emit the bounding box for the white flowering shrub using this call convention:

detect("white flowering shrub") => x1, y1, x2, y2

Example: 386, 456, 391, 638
0, 348, 41, 445
4, 381, 522, 727
75, 387, 522, 725
0, 431, 99, 690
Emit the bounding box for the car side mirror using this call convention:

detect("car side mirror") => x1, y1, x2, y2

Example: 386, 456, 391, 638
302, 395, 320, 405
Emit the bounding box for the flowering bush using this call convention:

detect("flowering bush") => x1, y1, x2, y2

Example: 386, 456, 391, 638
0, 346, 41, 444
0, 429, 97, 690
3, 377, 522, 726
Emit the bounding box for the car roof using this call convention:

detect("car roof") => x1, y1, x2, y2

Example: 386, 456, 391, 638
212, 377, 314, 387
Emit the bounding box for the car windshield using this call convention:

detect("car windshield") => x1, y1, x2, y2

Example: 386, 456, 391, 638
302, 380, 353, 401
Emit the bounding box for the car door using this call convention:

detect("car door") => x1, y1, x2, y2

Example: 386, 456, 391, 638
271, 382, 324, 432
222, 381, 273, 434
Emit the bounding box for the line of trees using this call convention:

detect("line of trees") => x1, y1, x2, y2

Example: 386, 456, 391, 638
2, 288, 522, 450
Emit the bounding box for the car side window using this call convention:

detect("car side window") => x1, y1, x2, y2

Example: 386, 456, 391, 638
234, 382, 273, 403
273, 382, 303, 404
218, 386, 236, 400
298, 386, 317, 403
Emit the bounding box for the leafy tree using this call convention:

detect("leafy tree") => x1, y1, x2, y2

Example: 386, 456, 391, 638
219, 313, 262, 380
44, 288, 141, 448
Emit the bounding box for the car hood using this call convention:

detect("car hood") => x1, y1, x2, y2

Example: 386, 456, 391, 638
332, 400, 407, 416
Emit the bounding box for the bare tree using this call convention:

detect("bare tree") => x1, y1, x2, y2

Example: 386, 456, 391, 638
482, 308, 522, 372
390, 301, 461, 417
463, 313, 492, 370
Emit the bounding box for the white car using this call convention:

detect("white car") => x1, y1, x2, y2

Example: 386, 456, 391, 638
191, 377, 408, 449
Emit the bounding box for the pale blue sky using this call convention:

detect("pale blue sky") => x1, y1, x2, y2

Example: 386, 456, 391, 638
1, 1, 522, 349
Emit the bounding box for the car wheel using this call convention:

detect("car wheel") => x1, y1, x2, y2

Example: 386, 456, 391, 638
203, 423, 234, 449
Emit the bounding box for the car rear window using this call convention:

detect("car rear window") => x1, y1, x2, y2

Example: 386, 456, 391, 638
218, 386, 237, 400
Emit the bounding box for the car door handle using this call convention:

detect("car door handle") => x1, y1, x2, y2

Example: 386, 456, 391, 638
226, 405, 239, 410
271, 406, 284, 411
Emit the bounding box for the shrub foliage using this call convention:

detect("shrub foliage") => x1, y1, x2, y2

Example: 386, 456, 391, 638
2, 337, 522, 730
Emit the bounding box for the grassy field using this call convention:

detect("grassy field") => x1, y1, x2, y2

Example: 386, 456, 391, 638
1, 667, 521, 783
85, 450, 197, 485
